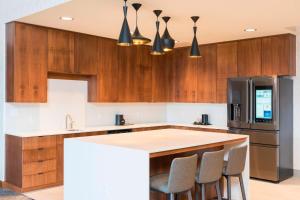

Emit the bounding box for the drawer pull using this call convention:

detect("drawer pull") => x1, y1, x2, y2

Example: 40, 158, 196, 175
38, 172, 44, 175
38, 160, 44, 163
38, 148, 44, 151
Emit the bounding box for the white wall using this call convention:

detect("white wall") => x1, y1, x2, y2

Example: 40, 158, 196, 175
5, 79, 167, 133
166, 103, 227, 126
0, 0, 69, 182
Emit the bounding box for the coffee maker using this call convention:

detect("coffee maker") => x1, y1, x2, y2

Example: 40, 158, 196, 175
115, 114, 126, 126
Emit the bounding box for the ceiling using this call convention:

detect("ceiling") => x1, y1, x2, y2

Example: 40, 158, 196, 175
18, 0, 300, 47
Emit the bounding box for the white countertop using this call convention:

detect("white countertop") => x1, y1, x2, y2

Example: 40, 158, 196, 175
74, 129, 246, 153
7, 122, 228, 138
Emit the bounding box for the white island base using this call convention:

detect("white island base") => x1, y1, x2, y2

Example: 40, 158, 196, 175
64, 129, 249, 200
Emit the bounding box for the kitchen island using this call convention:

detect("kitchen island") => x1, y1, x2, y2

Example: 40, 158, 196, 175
64, 129, 248, 200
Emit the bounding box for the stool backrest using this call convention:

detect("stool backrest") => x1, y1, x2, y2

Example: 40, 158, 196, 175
197, 150, 225, 183
167, 154, 198, 193
224, 145, 248, 176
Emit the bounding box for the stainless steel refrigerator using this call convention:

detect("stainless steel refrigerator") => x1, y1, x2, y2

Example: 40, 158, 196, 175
227, 76, 293, 182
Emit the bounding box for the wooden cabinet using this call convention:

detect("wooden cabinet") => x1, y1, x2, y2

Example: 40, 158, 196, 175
216, 42, 238, 103
237, 38, 262, 77
117, 46, 139, 102
48, 29, 74, 74
6, 22, 48, 102
174, 47, 198, 102
262, 34, 296, 76
152, 52, 175, 102
74, 33, 98, 75
136, 45, 153, 102
5, 135, 58, 191
197, 44, 217, 103
91, 38, 119, 102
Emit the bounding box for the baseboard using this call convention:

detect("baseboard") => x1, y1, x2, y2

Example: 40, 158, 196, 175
294, 169, 300, 176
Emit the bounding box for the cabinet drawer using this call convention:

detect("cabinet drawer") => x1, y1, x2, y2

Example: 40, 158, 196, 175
23, 171, 57, 188
23, 147, 57, 163
23, 136, 57, 150
23, 159, 57, 175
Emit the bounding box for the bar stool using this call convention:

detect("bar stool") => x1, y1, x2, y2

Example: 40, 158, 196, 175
150, 154, 198, 200
195, 150, 225, 200
223, 145, 248, 200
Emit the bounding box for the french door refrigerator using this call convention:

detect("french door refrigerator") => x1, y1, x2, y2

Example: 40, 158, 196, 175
227, 76, 293, 182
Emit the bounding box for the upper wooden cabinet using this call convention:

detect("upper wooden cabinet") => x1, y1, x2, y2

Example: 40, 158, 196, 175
92, 38, 119, 102
152, 52, 174, 102
74, 33, 98, 75
237, 38, 262, 77
48, 29, 74, 74
174, 48, 198, 102
197, 44, 217, 103
6, 22, 48, 102
262, 34, 296, 76
136, 46, 152, 102
216, 42, 238, 103
117, 46, 139, 102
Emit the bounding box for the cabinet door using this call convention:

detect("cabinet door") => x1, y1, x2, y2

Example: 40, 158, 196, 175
48, 29, 74, 73
152, 52, 174, 102
6, 22, 48, 102
136, 46, 152, 102
216, 42, 238, 103
262, 34, 296, 76
95, 38, 119, 102
237, 38, 262, 77
74, 33, 98, 75
174, 48, 198, 102
197, 44, 217, 103
117, 46, 139, 102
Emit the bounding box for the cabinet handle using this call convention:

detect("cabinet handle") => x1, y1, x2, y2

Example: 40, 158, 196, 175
38, 148, 44, 151
38, 160, 44, 163
38, 172, 44, 175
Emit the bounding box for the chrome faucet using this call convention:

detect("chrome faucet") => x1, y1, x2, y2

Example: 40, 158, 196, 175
65, 114, 75, 130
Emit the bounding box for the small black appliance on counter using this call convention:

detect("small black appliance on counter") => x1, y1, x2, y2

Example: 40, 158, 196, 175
115, 114, 126, 126
193, 114, 211, 125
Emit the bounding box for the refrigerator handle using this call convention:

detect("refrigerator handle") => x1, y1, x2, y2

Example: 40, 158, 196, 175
249, 79, 253, 124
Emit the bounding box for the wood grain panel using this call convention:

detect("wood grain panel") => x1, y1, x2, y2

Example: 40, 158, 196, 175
23, 171, 56, 189
216, 42, 238, 103
262, 34, 296, 76
96, 38, 119, 102
136, 45, 152, 102
74, 33, 98, 75
5, 135, 23, 187
23, 147, 56, 163
197, 44, 217, 103
22, 136, 57, 150
23, 160, 56, 175
237, 38, 262, 77
6, 22, 48, 102
117, 46, 139, 102
174, 47, 198, 102
48, 29, 74, 73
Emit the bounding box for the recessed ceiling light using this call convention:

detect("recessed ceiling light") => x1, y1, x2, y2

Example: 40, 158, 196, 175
244, 28, 257, 32
59, 16, 74, 21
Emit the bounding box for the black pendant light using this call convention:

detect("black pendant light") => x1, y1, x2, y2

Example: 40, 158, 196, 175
151, 10, 164, 55
190, 16, 201, 58
161, 16, 175, 52
118, 0, 132, 46
131, 3, 151, 45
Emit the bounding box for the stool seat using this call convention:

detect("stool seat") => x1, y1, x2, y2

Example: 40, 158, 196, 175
150, 173, 169, 193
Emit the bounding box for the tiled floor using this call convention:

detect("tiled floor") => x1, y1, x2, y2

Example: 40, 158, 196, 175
25, 176, 300, 200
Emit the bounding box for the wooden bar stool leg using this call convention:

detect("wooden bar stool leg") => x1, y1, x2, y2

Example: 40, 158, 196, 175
227, 176, 231, 200
201, 184, 206, 200
239, 174, 246, 200
216, 180, 222, 200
